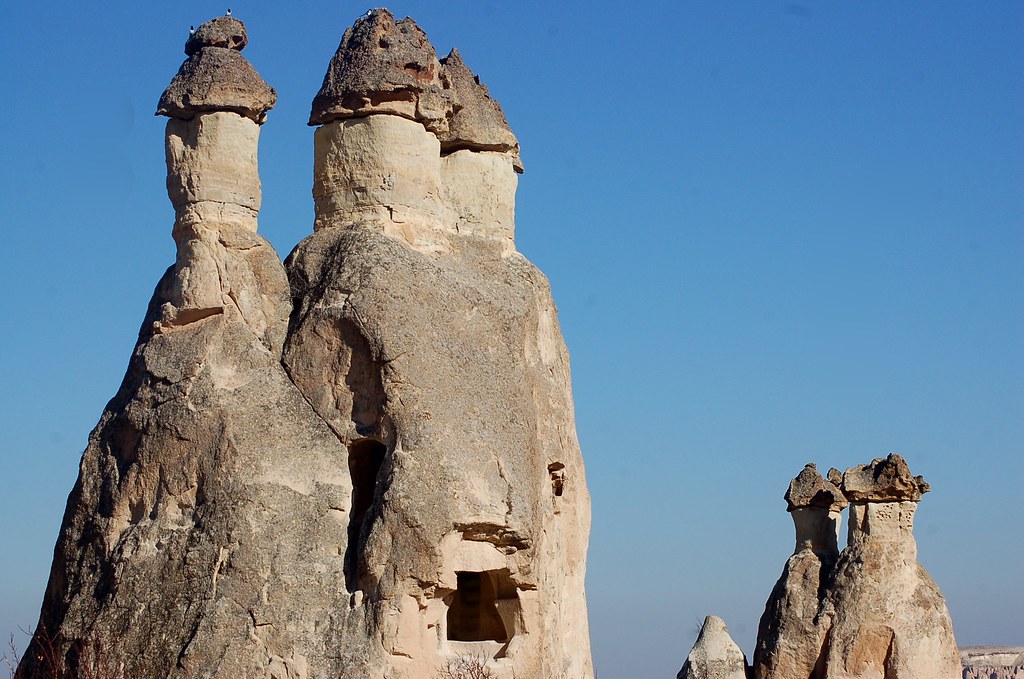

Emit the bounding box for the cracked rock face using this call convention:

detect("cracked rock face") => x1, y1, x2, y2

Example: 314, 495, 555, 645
19, 11, 590, 679
678, 616, 750, 679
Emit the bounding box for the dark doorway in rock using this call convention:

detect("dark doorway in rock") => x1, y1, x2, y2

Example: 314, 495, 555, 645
447, 571, 509, 642
345, 438, 386, 592
548, 462, 565, 497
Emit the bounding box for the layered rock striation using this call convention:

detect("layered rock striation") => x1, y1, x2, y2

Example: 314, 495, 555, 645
19, 10, 591, 679
754, 454, 960, 679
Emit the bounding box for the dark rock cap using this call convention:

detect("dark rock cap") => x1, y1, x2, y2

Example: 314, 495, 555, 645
185, 16, 247, 55
841, 453, 930, 502
785, 463, 848, 512
438, 49, 522, 171
310, 10, 522, 170
158, 16, 276, 124
309, 9, 449, 128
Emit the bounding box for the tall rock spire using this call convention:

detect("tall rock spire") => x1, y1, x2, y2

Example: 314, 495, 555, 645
284, 9, 593, 678
753, 463, 847, 679
154, 15, 285, 342
819, 454, 960, 679
18, 10, 591, 679
17, 16, 349, 679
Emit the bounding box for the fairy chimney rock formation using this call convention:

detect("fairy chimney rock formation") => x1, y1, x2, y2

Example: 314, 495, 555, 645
678, 616, 751, 679
284, 9, 592, 677
155, 17, 285, 339
820, 454, 959, 679
755, 455, 960, 679
786, 463, 848, 555
753, 464, 845, 679
309, 9, 522, 249
18, 10, 592, 679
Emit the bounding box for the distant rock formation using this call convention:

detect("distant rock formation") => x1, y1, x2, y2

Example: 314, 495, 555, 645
752, 464, 846, 679
961, 646, 1024, 679
754, 454, 961, 679
678, 616, 750, 679
17, 10, 591, 679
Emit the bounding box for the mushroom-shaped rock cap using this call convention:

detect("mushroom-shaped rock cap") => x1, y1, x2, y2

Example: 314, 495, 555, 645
785, 463, 848, 512
309, 9, 450, 128
438, 48, 522, 171
841, 453, 931, 502
185, 16, 247, 55
158, 16, 276, 124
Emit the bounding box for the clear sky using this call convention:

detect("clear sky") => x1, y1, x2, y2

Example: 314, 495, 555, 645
1, 1, 1021, 677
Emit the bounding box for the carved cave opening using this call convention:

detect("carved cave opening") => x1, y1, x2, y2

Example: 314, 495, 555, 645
345, 438, 386, 592
548, 462, 565, 497
447, 570, 516, 643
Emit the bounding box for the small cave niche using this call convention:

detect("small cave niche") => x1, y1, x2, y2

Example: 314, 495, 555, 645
345, 438, 386, 592
548, 462, 565, 498
446, 570, 515, 643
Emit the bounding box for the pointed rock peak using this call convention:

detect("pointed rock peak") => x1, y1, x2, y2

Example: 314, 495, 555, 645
785, 462, 848, 512
678, 616, 750, 679
309, 9, 449, 127
826, 466, 843, 488
439, 48, 522, 171
185, 16, 247, 55
841, 453, 931, 502
158, 15, 276, 123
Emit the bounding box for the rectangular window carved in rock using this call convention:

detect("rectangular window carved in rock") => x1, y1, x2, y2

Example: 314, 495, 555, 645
447, 571, 510, 642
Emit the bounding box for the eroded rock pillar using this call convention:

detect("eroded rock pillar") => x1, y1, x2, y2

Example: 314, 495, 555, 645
754, 463, 847, 679
820, 454, 960, 679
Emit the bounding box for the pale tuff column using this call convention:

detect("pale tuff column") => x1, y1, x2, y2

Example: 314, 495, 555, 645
821, 454, 961, 679
153, 16, 286, 346
436, 48, 521, 252
312, 115, 451, 251
754, 464, 847, 679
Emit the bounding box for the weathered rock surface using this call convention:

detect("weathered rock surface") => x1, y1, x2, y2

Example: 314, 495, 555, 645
310, 9, 522, 170
279, 13, 591, 676
158, 16, 276, 123
840, 453, 929, 502
678, 616, 750, 679
310, 9, 448, 128
19, 10, 590, 679
754, 456, 960, 679
819, 455, 959, 679
754, 464, 844, 679
437, 48, 522, 169
961, 646, 1024, 679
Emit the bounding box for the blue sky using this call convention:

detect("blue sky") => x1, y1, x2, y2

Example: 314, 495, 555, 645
1, 2, 1021, 677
